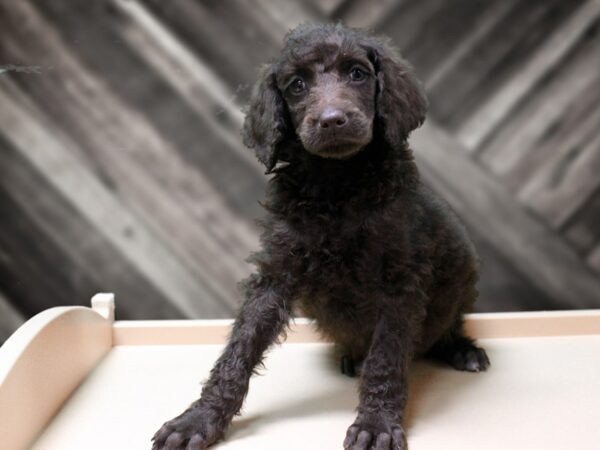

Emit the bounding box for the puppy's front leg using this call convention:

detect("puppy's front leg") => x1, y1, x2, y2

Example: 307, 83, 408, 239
152, 275, 291, 450
344, 301, 421, 450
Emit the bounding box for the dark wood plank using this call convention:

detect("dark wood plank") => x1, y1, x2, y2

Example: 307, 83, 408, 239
0, 1, 263, 313
114, 0, 261, 172
424, 0, 516, 91
140, 0, 294, 101
411, 121, 600, 309
457, 0, 598, 150
393, 0, 498, 82
306, 0, 348, 17
466, 230, 557, 312
379, 0, 449, 53
0, 292, 25, 344
562, 188, 600, 260
477, 25, 600, 188
0, 75, 237, 318
332, 0, 406, 28
588, 239, 600, 274
30, 0, 267, 219
517, 112, 600, 229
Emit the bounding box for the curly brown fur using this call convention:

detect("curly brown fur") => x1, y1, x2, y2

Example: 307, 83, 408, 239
152, 23, 489, 450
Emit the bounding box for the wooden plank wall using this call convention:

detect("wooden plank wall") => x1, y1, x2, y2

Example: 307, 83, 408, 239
1, 0, 599, 341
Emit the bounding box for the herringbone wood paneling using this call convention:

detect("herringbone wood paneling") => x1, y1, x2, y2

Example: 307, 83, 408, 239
1, 0, 599, 342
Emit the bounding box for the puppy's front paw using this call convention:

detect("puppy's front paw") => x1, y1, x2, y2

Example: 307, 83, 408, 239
152, 404, 227, 450
343, 414, 407, 450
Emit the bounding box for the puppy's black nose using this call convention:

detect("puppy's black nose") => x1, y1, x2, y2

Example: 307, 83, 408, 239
319, 107, 347, 129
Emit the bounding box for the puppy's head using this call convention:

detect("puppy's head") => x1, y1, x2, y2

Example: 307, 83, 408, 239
243, 23, 427, 172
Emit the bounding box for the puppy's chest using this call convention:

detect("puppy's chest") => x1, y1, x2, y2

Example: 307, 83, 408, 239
277, 213, 380, 288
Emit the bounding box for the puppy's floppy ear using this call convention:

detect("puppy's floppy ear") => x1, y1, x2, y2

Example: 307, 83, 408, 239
242, 64, 289, 173
370, 43, 428, 146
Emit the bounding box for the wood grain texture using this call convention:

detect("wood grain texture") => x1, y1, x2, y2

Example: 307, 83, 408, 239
479, 27, 600, 185
0, 0, 598, 324
457, 0, 597, 149
0, 130, 182, 320
411, 122, 600, 308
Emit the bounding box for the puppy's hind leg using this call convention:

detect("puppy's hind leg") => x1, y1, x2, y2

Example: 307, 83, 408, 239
427, 329, 490, 372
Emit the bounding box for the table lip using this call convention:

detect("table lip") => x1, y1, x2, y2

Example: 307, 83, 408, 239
112, 309, 600, 346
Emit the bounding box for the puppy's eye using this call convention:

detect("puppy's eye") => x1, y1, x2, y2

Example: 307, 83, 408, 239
349, 66, 367, 82
289, 77, 306, 95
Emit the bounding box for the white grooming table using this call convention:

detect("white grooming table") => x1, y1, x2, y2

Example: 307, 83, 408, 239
1, 294, 599, 450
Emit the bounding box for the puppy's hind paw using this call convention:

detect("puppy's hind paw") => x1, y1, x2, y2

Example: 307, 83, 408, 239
428, 335, 490, 372
450, 344, 490, 372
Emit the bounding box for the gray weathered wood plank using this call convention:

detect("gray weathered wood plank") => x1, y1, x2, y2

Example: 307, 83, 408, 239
587, 242, 600, 274
304, 0, 347, 17
1, 1, 267, 307
115, 0, 260, 173
333, 0, 406, 29
0, 79, 232, 318
30, 0, 267, 219
426, 0, 576, 128
457, 0, 600, 150
140, 0, 281, 98
379, 0, 451, 55
562, 190, 600, 259
478, 34, 600, 185
424, 0, 516, 91
0, 132, 184, 320
517, 102, 600, 229
411, 121, 600, 308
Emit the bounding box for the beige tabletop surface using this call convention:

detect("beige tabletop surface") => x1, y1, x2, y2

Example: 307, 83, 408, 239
29, 335, 600, 450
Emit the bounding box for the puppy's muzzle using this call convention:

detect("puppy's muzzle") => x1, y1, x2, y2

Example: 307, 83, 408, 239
300, 105, 373, 159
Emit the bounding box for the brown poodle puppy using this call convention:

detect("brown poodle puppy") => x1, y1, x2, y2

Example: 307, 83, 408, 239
152, 23, 489, 450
